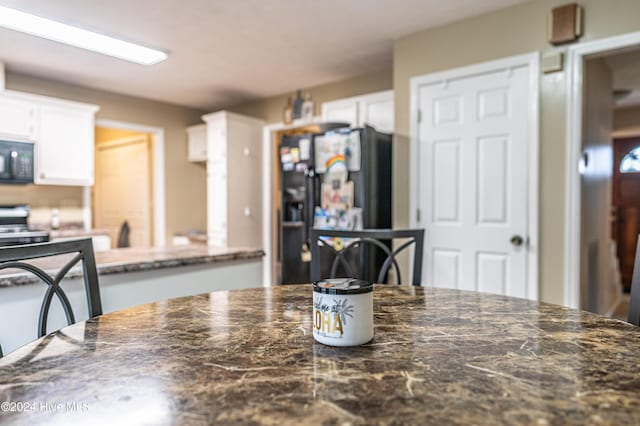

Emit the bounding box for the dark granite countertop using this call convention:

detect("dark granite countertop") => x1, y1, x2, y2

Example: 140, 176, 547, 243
0, 285, 639, 425
0, 245, 264, 287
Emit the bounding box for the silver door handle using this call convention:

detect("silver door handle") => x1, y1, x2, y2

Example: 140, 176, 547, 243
510, 235, 524, 247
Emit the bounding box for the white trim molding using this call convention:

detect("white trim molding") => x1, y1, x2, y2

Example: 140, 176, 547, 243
0, 61, 5, 91
564, 31, 640, 309
262, 124, 273, 288
261, 117, 324, 287
409, 52, 540, 300
94, 119, 166, 247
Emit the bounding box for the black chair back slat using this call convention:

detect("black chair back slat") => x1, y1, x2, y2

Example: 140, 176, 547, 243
0, 238, 102, 357
310, 229, 425, 285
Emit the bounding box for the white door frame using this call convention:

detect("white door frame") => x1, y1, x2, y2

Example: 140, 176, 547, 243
261, 117, 323, 287
564, 31, 640, 309
409, 52, 540, 300
89, 119, 166, 247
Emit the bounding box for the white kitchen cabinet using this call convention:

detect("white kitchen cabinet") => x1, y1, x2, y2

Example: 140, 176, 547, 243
321, 98, 359, 127
186, 124, 207, 162
0, 93, 38, 141
321, 90, 394, 133
36, 100, 98, 186
202, 111, 264, 248
0, 90, 98, 186
358, 90, 394, 133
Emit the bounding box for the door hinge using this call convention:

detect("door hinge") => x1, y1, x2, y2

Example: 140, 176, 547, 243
417, 109, 422, 123
416, 208, 421, 222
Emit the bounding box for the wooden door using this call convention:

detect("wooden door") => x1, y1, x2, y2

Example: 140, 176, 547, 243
416, 58, 535, 298
612, 137, 640, 291
94, 135, 153, 248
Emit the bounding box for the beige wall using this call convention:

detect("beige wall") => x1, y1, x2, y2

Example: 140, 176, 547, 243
581, 58, 614, 314
394, 0, 640, 305
226, 69, 392, 123
614, 105, 640, 138
5, 72, 207, 240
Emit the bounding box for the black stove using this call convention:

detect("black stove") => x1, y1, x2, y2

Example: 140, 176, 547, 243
0, 205, 49, 247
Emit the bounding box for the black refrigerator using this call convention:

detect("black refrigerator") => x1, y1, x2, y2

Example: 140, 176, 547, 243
279, 125, 392, 284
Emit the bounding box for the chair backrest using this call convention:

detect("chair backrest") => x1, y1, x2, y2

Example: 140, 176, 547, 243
309, 228, 425, 285
0, 238, 102, 357
628, 235, 640, 326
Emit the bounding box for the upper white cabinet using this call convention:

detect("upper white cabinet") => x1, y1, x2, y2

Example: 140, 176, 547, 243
186, 124, 207, 162
322, 98, 359, 127
0, 90, 98, 186
358, 90, 394, 133
201, 111, 264, 248
37, 101, 97, 185
321, 90, 394, 133
0, 93, 38, 141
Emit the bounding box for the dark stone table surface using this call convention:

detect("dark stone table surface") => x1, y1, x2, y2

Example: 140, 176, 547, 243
0, 285, 639, 425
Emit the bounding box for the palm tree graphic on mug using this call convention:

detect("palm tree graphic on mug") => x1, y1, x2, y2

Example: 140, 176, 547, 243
313, 296, 354, 335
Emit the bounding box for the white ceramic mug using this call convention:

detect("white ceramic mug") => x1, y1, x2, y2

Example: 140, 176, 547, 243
312, 278, 373, 346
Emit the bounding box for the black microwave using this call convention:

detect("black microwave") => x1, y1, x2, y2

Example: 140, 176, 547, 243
0, 140, 34, 184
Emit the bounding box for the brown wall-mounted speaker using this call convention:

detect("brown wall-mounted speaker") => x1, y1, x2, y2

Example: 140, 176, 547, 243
548, 3, 582, 45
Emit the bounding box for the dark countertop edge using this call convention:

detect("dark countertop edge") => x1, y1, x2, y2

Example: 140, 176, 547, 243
0, 248, 264, 288
95, 249, 264, 275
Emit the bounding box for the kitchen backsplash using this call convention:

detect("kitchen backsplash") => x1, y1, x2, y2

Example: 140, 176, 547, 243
29, 206, 85, 229
0, 184, 84, 228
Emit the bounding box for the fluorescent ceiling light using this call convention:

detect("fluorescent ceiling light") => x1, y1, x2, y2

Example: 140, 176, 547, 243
0, 5, 168, 65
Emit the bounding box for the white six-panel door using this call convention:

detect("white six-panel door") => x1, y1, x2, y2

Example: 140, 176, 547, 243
412, 55, 538, 299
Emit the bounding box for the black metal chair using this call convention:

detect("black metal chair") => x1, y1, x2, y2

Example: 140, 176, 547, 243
628, 235, 640, 326
0, 238, 102, 357
309, 229, 425, 285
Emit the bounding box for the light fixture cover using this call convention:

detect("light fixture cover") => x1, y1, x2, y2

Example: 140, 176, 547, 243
0, 5, 168, 65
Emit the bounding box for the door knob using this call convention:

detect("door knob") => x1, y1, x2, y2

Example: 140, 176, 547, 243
510, 235, 524, 247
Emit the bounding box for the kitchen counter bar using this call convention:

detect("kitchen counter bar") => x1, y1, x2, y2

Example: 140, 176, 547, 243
0, 244, 264, 287
0, 244, 264, 353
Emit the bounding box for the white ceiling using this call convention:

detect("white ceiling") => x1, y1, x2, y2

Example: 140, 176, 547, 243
0, 0, 526, 110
